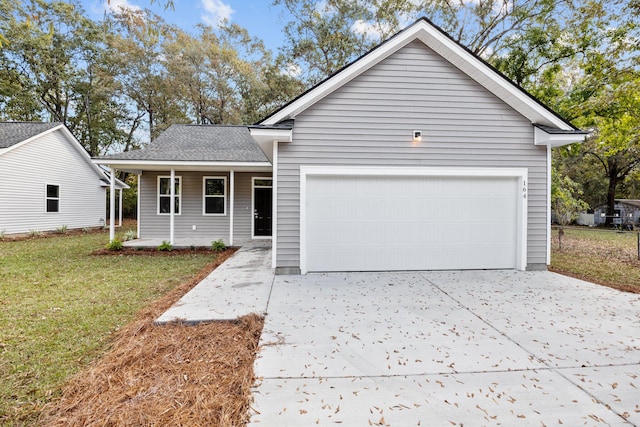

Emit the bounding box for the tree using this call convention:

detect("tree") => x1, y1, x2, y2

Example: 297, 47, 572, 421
552, 165, 589, 226
0, 0, 137, 156
107, 8, 187, 142
274, 0, 583, 86
576, 74, 640, 223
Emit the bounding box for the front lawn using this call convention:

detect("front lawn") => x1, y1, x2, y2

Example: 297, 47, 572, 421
550, 227, 640, 293
0, 228, 219, 426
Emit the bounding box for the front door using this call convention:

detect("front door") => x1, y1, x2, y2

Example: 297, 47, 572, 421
253, 178, 272, 237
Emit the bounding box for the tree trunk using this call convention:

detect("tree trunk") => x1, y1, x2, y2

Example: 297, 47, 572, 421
605, 161, 619, 225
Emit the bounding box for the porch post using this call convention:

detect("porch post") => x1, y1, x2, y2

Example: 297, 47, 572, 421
136, 174, 141, 238
229, 170, 235, 246
109, 168, 115, 242
169, 168, 175, 245
118, 187, 123, 227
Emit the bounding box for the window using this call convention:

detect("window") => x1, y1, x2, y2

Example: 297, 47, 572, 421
203, 177, 226, 215
158, 176, 181, 215
46, 184, 59, 213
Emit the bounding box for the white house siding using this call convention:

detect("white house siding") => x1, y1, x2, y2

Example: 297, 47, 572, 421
139, 171, 270, 245
0, 129, 105, 234
275, 40, 548, 271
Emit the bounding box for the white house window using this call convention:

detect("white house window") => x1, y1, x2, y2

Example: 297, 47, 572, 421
203, 177, 226, 215
158, 176, 181, 215
46, 184, 59, 213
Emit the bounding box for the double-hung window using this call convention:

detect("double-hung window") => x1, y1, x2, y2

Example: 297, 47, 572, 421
158, 176, 181, 215
46, 184, 59, 213
203, 177, 226, 215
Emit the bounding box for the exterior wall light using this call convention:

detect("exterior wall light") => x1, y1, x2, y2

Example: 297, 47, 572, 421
413, 130, 422, 142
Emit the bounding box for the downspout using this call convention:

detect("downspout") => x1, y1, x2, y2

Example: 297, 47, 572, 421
109, 168, 115, 242
170, 168, 175, 245
229, 170, 235, 246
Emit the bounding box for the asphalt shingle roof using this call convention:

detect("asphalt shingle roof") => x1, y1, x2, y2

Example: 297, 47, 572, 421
0, 122, 61, 149
98, 124, 270, 163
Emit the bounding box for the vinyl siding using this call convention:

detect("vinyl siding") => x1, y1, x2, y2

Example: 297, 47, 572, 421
0, 129, 106, 234
139, 171, 270, 244
276, 40, 548, 269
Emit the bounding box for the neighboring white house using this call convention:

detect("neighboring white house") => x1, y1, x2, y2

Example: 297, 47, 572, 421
0, 122, 127, 235
594, 200, 640, 226
96, 18, 587, 273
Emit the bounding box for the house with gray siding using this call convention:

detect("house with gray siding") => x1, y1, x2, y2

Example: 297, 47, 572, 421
0, 122, 127, 235
95, 18, 586, 273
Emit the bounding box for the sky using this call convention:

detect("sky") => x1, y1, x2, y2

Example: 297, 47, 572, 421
81, 0, 291, 54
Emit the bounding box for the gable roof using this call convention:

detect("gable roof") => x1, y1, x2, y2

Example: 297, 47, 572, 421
260, 17, 583, 137
97, 124, 270, 163
0, 122, 61, 149
0, 121, 121, 185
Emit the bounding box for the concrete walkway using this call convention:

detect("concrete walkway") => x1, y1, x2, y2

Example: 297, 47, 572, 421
156, 240, 273, 324
250, 271, 640, 426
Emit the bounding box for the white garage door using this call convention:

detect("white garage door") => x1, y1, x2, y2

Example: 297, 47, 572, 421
303, 170, 523, 272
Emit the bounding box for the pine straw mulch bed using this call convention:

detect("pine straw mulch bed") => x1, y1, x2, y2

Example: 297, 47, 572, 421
39, 248, 265, 427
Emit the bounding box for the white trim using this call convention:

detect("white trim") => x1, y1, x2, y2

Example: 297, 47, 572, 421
534, 126, 587, 147
251, 177, 273, 240
202, 176, 227, 216
271, 142, 278, 268
546, 145, 552, 265
109, 171, 115, 241
169, 169, 175, 245
157, 175, 182, 216
45, 183, 60, 214
118, 188, 123, 227
262, 20, 574, 130
229, 171, 235, 246
248, 127, 292, 142
93, 159, 272, 168
137, 173, 141, 239
299, 166, 528, 273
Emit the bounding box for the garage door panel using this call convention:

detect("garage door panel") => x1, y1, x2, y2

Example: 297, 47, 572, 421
305, 173, 520, 272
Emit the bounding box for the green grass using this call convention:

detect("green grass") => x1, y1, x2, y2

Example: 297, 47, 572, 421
0, 229, 217, 426
551, 227, 640, 291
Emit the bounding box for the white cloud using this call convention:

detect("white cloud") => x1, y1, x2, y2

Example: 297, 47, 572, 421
351, 20, 392, 41
104, 0, 142, 14
201, 0, 234, 26
283, 63, 302, 78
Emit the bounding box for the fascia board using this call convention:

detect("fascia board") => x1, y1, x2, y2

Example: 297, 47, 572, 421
249, 128, 292, 142
534, 126, 587, 147
92, 159, 273, 169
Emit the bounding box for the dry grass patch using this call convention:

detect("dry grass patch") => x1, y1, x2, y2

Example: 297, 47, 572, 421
40, 248, 264, 427
550, 227, 640, 293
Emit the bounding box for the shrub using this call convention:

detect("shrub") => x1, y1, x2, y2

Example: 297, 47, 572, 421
0, 229, 5, 240
82, 227, 91, 234
211, 239, 226, 252
157, 241, 173, 251
123, 230, 137, 241
55, 225, 68, 234
28, 230, 42, 238
106, 239, 124, 251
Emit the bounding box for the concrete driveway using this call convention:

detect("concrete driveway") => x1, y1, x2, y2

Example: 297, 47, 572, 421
250, 270, 640, 426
